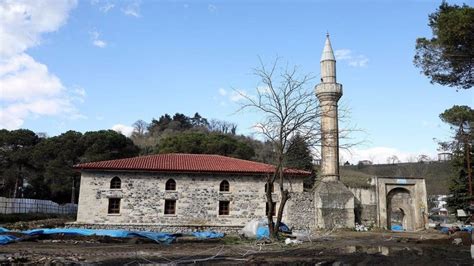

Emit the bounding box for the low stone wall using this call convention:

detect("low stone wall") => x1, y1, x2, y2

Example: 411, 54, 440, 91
285, 191, 315, 232
67, 222, 244, 234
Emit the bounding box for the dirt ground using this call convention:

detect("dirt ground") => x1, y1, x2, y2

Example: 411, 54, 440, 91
1, 229, 472, 265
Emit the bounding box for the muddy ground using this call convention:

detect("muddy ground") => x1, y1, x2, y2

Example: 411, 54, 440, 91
1, 229, 472, 265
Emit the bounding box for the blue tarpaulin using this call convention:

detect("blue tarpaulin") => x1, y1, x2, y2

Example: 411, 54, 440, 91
461, 225, 472, 233
192, 231, 224, 239
256, 226, 269, 239
0, 235, 19, 245
391, 225, 404, 231
21, 228, 177, 244
0, 227, 226, 245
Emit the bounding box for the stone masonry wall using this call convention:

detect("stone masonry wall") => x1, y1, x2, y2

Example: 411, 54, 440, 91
76, 171, 309, 232
349, 187, 377, 226
285, 191, 315, 232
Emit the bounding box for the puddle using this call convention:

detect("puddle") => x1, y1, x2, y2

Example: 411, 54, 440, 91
341, 245, 423, 256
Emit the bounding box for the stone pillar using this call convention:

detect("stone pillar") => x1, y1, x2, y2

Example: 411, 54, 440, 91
313, 34, 355, 229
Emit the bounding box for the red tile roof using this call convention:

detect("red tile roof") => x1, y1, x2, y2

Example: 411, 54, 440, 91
73, 153, 310, 176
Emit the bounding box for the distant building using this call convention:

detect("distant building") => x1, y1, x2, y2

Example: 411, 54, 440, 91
438, 152, 452, 162
358, 160, 373, 166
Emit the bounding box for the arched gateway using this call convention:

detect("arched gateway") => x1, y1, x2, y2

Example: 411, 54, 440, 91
375, 177, 428, 231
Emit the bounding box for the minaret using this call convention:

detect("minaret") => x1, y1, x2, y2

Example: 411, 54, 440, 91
315, 34, 343, 182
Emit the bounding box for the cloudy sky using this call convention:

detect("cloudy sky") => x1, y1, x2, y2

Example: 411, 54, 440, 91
0, 0, 472, 164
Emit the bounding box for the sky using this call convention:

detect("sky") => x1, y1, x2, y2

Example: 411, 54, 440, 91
0, 0, 472, 164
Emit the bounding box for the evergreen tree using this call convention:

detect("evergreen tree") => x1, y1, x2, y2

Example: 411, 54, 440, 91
439, 105, 474, 211
285, 134, 315, 189
414, 2, 474, 90
285, 134, 313, 171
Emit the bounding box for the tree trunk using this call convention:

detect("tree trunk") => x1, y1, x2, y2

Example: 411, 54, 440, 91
13, 164, 22, 198
266, 175, 275, 238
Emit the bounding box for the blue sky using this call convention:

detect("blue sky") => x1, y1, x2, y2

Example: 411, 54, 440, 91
0, 0, 472, 164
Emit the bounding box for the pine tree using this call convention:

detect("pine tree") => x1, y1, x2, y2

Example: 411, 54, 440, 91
439, 105, 474, 211
285, 134, 315, 188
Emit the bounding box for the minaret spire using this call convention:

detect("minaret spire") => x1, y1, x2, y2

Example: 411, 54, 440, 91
320, 34, 337, 83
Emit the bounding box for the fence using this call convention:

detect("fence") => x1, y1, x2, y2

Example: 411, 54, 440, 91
0, 197, 77, 215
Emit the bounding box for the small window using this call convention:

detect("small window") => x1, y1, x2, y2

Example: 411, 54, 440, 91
108, 198, 121, 214
219, 201, 230, 215
110, 176, 121, 189
265, 183, 274, 193
220, 180, 230, 192
165, 179, 176, 191
266, 202, 276, 216
164, 199, 176, 215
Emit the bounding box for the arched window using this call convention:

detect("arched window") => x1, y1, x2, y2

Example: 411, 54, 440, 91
220, 180, 230, 192
110, 176, 121, 189
165, 179, 176, 191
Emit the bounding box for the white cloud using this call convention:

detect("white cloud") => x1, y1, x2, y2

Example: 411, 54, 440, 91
90, 30, 107, 48
0, 0, 82, 130
208, 4, 217, 13
93, 40, 107, 48
90, 0, 114, 13
0, 0, 77, 58
216, 88, 254, 105
334, 49, 369, 67
218, 88, 227, 96
230, 89, 249, 102
112, 124, 134, 137
0, 54, 63, 101
340, 146, 436, 165
100, 2, 114, 13
122, 0, 141, 17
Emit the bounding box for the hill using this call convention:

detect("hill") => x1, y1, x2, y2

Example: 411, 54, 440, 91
340, 161, 455, 195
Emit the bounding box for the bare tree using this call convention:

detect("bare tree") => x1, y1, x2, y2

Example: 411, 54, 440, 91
417, 154, 431, 163
208, 119, 238, 135
237, 58, 321, 238
386, 155, 400, 164
132, 120, 148, 137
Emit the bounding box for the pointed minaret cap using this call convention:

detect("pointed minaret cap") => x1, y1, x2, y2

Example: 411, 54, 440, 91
320, 33, 336, 62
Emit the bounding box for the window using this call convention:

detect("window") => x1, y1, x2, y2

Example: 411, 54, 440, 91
219, 201, 230, 215
108, 198, 121, 214
164, 199, 176, 215
165, 179, 176, 191
266, 202, 276, 216
265, 183, 274, 193
219, 180, 230, 192
110, 176, 121, 189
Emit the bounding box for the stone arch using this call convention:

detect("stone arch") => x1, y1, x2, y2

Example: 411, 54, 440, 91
386, 187, 414, 231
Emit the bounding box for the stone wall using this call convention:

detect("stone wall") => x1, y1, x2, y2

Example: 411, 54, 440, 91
349, 187, 377, 226
285, 191, 315, 232
314, 181, 355, 229
76, 171, 307, 232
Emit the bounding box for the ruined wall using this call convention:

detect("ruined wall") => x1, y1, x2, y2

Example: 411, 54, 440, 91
314, 181, 355, 229
76, 171, 307, 232
349, 187, 377, 226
